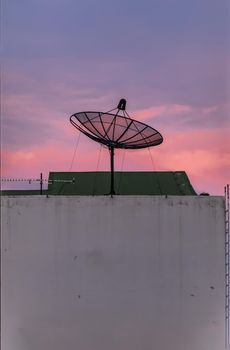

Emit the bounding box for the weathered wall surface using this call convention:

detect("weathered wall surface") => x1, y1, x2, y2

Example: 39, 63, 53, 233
1, 196, 225, 350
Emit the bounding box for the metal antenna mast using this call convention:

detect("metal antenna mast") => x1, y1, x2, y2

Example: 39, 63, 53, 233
225, 184, 230, 349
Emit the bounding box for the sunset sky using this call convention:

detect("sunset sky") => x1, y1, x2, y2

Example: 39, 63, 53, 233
2, 0, 230, 194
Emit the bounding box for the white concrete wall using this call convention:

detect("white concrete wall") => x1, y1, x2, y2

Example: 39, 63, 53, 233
1, 196, 226, 350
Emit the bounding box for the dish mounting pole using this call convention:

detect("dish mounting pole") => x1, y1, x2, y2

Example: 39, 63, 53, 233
108, 99, 126, 195
109, 146, 115, 196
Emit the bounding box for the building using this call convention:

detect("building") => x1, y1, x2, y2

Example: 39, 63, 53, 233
1, 172, 228, 350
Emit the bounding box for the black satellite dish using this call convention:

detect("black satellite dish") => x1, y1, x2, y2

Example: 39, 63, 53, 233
70, 99, 163, 195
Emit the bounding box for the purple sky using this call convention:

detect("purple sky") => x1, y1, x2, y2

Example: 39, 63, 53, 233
2, 0, 230, 194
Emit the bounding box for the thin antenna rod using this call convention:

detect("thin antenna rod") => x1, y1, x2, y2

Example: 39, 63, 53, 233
40, 173, 43, 195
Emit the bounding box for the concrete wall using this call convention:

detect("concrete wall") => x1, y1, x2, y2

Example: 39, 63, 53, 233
1, 196, 226, 350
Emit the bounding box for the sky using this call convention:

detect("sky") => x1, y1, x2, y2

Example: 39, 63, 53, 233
1, 0, 230, 194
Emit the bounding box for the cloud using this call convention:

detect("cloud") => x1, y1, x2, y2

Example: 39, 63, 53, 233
131, 103, 230, 131
1, 69, 112, 149
132, 104, 192, 121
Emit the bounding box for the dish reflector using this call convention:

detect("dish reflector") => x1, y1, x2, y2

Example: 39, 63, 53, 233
70, 99, 163, 195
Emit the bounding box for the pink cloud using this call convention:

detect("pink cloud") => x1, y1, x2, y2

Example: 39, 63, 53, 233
131, 103, 227, 129
169, 104, 192, 114
132, 106, 168, 120
132, 128, 230, 194
129, 104, 193, 120
202, 106, 219, 114
131, 103, 193, 121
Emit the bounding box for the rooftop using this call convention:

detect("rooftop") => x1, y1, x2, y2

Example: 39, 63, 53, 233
1, 171, 197, 196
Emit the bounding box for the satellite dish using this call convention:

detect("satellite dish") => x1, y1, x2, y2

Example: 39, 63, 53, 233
70, 99, 163, 195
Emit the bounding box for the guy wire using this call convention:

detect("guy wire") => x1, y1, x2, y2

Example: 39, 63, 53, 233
92, 144, 103, 195
147, 147, 162, 194
69, 131, 81, 171
117, 149, 126, 195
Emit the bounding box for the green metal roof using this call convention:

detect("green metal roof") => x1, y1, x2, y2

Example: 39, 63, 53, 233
48, 171, 196, 195
1, 171, 197, 196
